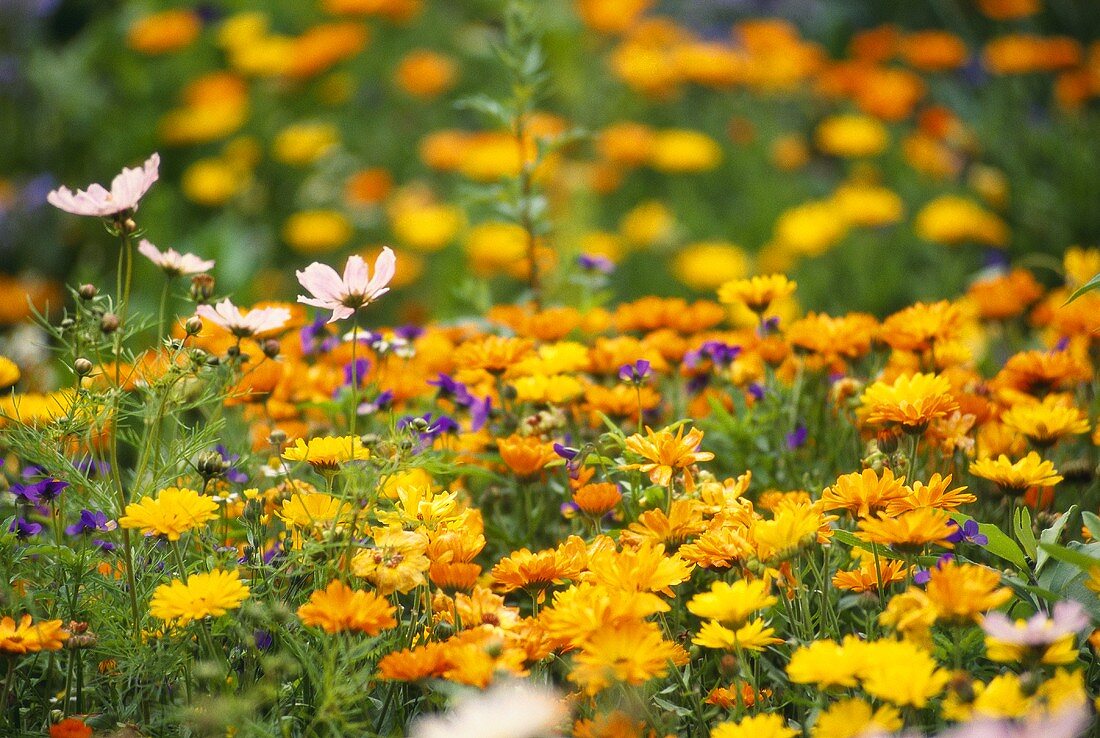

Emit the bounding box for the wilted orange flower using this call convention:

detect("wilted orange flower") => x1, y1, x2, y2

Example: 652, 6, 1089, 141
859, 372, 959, 433
822, 467, 908, 518
970, 452, 1063, 495
497, 434, 558, 477
622, 424, 714, 492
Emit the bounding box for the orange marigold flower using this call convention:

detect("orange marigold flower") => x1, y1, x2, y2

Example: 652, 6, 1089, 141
832, 552, 908, 593
994, 349, 1091, 397
970, 452, 1063, 495
453, 335, 535, 374
49, 717, 93, 738
0, 615, 68, 654
568, 620, 687, 695
622, 424, 714, 492
717, 274, 796, 313
491, 536, 587, 598
822, 467, 908, 518
621, 498, 706, 548
378, 642, 451, 682
585, 540, 694, 597
886, 473, 975, 515
297, 580, 397, 635
572, 482, 623, 518
923, 560, 1012, 623
429, 561, 483, 593
497, 434, 558, 477
859, 372, 959, 433
879, 300, 964, 353
856, 508, 956, 552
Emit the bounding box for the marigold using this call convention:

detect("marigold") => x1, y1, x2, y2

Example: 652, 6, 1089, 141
717, 274, 796, 313
282, 435, 370, 471
710, 713, 796, 738
858, 639, 950, 707
832, 549, 908, 593
568, 620, 687, 695
812, 698, 901, 738
351, 527, 430, 594
497, 434, 558, 477
787, 636, 867, 688
924, 560, 1012, 623
857, 508, 956, 552
572, 482, 623, 518
149, 568, 250, 625
687, 579, 776, 626
970, 452, 1063, 495
0, 615, 68, 654
886, 473, 975, 515
693, 617, 782, 652
297, 580, 397, 635
821, 467, 908, 519
859, 372, 959, 433
622, 424, 714, 492
1000, 396, 1090, 448
119, 486, 218, 541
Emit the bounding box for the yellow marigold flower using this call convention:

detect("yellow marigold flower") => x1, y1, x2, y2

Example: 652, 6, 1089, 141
586, 540, 694, 597
751, 502, 833, 561
673, 241, 749, 292
622, 424, 714, 492
857, 508, 956, 552
273, 123, 339, 165
831, 184, 905, 227
149, 569, 250, 625
182, 158, 241, 207
497, 434, 558, 478
879, 588, 938, 647
711, 713, 797, 738
282, 436, 369, 471
970, 674, 1034, 719
119, 487, 218, 541
812, 698, 901, 738
491, 536, 587, 597
915, 195, 1009, 248
693, 617, 782, 651
858, 639, 951, 707
774, 200, 849, 256
297, 580, 397, 635
649, 129, 723, 173
687, 579, 777, 626
1000, 396, 1091, 448
0, 356, 20, 389
454, 335, 535, 375
886, 473, 975, 515
787, 636, 867, 688
571, 483, 623, 518
511, 374, 585, 404
375, 486, 461, 530
351, 527, 430, 595
0, 390, 75, 427
879, 300, 965, 353
568, 620, 686, 695
924, 560, 1012, 623
282, 210, 352, 254
392, 201, 464, 252
814, 114, 888, 158
1037, 668, 1088, 712
277, 491, 355, 531
621, 499, 706, 548
859, 372, 959, 433
821, 467, 908, 519
970, 452, 1063, 495
0, 615, 68, 654
127, 10, 201, 54
540, 583, 667, 649
619, 200, 675, 248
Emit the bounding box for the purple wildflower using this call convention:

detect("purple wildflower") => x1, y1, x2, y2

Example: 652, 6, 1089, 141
65, 509, 116, 536
618, 359, 651, 383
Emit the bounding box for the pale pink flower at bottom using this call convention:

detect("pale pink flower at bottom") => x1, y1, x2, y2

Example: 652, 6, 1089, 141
934, 703, 1091, 738
195, 298, 290, 338
296, 247, 396, 323
138, 240, 215, 277
47, 153, 160, 217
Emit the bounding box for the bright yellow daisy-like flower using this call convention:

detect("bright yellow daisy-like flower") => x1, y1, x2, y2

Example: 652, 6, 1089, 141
787, 636, 867, 688
812, 698, 901, 738
832, 549, 908, 593
149, 569, 250, 625
717, 274, 797, 314
1000, 396, 1091, 447
568, 619, 686, 695
119, 486, 218, 541
923, 560, 1012, 623
858, 639, 951, 707
693, 617, 782, 652
622, 424, 715, 492
0, 615, 69, 654
282, 435, 370, 471
297, 580, 397, 635
969, 451, 1063, 495
821, 467, 908, 519
856, 507, 956, 552
859, 372, 959, 433
886, 473, 975, 515
687, 579, 777, 626
750, 502, 834, 561
277, 491, 356, 532
710, 713, 797, 738
351, 527, 430, 595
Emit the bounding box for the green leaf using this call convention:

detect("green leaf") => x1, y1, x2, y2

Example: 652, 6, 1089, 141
1081, 511, 1100, 542
1013, 506, 1038, 561
950, 511, 1029, 571
1037, 541, 1100, 571
1064, 271, 1100, 304
1037, 505, 1077, 573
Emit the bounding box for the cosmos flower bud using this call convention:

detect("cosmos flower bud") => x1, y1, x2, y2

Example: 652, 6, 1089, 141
262, 339, 281, 359
73, 358, 93, 376
268, 429, 287, 446
100, 313, 120, 334
184, 316, 203, 335
190, 273, 215, 304
78, 284, 98, 300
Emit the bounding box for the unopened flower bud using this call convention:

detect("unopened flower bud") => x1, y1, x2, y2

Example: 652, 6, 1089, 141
74, 358, 93, 377
100, 313, 120, 334
197, 451, 227, 479
78, 284, 98, 300
190, 274, 215, 304
184, 316, 203, 336
262, 339, 280, 359
876, 428, 900, 455
123, 217, 138, 234
268, 429, 287, 446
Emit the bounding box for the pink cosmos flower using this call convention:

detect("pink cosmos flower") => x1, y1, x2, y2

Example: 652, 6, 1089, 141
981, 600, 1090, 646
138, 240, 215, 277
296, 248, 396, 323
934, 703, 1090, 738
195, 298, 290, 338
47, 153, 161, 217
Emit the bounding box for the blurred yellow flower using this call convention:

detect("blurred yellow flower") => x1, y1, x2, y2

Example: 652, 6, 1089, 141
649, 129, 723, 173
283, 211, 353, 253
273, 123, 340, 166
182, 159, 240, 207
673, 241, 748, 291
815, 114, 888, 158
127, 10, 201, 55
